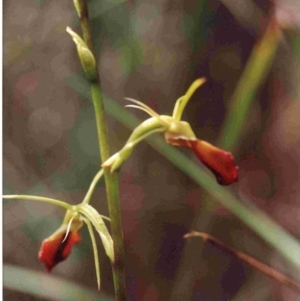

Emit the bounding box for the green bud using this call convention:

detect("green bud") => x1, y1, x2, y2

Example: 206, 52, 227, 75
66, 27, 97, 81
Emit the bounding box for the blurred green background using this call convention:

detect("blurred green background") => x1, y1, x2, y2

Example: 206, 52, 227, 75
3, 0, 300, 300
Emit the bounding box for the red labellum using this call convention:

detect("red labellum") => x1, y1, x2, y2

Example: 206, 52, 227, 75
166, 135, 238, 185
39, 231, 81, 272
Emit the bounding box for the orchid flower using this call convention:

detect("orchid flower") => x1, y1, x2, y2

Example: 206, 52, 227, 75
3, 169, 113, 290
103, 78, 238, 185
39, 209, 84, 272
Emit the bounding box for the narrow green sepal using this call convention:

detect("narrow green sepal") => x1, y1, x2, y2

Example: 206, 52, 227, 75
78, 204, 114, 262
84, 218, 101, 290
172, 78, 206, 121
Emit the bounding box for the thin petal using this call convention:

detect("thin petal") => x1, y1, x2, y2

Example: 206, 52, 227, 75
167, 135, 238, 185
39, 231, 81, 272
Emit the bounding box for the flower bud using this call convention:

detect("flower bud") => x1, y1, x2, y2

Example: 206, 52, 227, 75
66, 27, 97, 81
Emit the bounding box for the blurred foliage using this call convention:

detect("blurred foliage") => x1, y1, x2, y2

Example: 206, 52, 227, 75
4, 264, 112, 301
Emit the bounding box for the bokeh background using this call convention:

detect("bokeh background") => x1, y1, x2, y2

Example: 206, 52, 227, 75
3, 0, 300, 300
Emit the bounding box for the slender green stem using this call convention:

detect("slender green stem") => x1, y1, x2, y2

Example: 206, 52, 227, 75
82, 169, 104, 204
102, 117, 166, 172
90, 62, 127, 301
3, 195, 72, 210
74, 1, 126, 300
73, 0, 94, 51
101, 174, 127, 301
90, 83, 111, 160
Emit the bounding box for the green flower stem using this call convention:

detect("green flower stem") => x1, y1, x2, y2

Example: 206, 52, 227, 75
101, 175, 127, 301
3, 195, 72, 210
126, 117, 168, 143
104, 127, 164, 173
73, 1, 126, 300
90, 83, 113, 163
82, 169, 104, 205
90, 70, 127, 301
103, 117, 167, 172
73, 0, 94, 51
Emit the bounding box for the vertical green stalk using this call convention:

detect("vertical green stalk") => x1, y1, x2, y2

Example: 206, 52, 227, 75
73, 1, 127, 300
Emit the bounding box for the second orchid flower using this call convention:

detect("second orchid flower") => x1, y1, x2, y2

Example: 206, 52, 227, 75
103, 79, 238, 185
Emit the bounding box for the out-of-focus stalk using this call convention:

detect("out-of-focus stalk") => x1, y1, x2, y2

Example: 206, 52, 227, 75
170, 14, 284, 301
